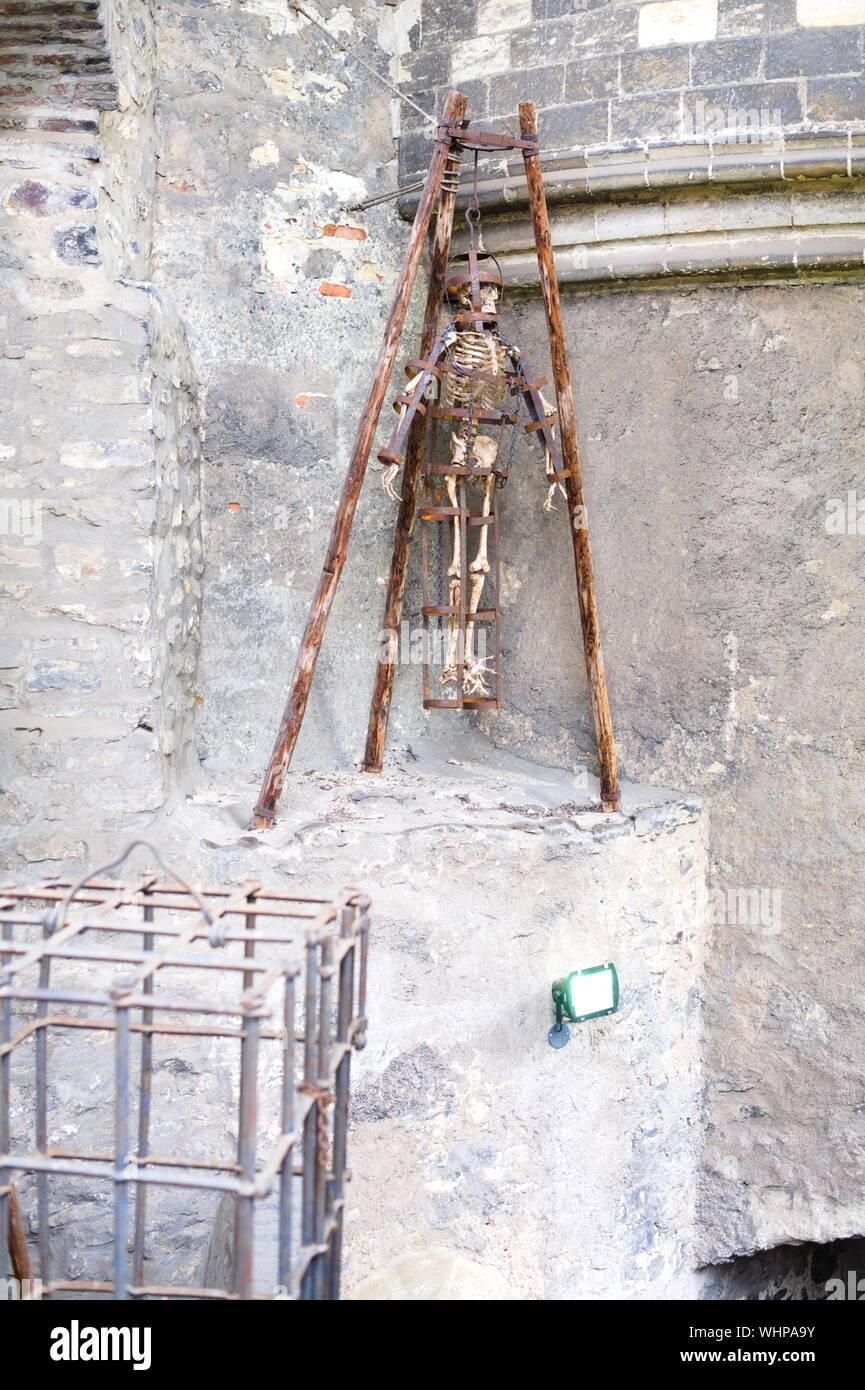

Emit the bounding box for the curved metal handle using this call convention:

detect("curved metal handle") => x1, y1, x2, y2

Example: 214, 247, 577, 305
45, 839, 214, 935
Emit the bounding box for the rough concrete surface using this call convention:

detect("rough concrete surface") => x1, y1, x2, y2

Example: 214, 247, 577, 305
497, 284, 865, 1263
154, 741, 710, 1300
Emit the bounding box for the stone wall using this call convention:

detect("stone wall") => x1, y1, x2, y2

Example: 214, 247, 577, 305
163, 750, 710, 1300
500, 283, 865, 1263
0, 0, 203, 868
2, 0, 865, 1299
399, 0, 865, 177
392, 0, 865, 1271
150, 0, 426, 783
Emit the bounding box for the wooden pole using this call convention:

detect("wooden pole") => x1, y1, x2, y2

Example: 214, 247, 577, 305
362, 96, 467, 773
252, 91, 465, 827
8, 1183, 32, 1284
519, 102, 620, 812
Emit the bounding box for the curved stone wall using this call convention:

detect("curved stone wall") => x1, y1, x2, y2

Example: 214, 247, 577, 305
399, 0, 865, 176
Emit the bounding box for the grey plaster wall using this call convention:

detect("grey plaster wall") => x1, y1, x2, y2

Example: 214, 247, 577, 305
497, 281, 865, 1261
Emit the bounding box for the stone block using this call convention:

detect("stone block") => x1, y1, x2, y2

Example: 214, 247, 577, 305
620, 44, 690, 92
610, 90, 684, 143
538, 98, 611, 148
489, 63, 566, 117
766, 25, 862, 79
638, 0, 719, 48
452, 33, 511, 82
421, 0, 477, 44
478, 0, 534, 34
683, 80, 803, 139
565, 53, 620, 102
717, 0, 772, 38
797, 0, 865, 25
807, 74, 865, 121
691, 35, 764, 86
573, 4, 640, 52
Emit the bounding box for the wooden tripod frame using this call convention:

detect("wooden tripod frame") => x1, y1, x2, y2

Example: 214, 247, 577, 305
252, 93, 619, 827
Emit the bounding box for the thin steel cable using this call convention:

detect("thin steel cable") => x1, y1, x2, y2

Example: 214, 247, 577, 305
288, 2, 436, 125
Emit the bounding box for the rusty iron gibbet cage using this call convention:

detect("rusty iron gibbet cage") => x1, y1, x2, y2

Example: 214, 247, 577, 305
0, 843, 369, 1300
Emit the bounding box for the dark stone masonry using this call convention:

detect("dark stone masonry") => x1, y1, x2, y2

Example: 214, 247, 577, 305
398, 0, 865, 176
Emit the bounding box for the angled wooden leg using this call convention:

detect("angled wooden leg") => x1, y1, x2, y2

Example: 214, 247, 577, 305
251, 90, 466, 827
8, 1183, 32, 1284
362, 95, 468, 773
519, 101, 620, 812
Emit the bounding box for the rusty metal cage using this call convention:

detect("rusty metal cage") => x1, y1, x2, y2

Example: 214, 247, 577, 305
0, 843, 369, 1301
419, 463, 502, 710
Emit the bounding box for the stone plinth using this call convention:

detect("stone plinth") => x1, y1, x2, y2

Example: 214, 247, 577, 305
166, 742, 708, 1300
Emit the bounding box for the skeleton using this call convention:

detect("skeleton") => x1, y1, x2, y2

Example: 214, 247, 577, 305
378, 252, 567, 699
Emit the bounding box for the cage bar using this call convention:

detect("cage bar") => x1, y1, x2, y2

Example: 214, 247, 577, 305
419, 461, 502, 711
0, 850, 369, 1301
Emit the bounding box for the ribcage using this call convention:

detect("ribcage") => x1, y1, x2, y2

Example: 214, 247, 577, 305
442, 331, 509, 416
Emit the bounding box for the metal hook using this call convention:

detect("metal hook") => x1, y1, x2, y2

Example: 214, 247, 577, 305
465, 204, 481, 245
44, 839, 214, 936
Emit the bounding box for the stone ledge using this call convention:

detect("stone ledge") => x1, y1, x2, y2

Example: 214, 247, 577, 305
490, 225, 865, 288
398, 134, 865, 217
406, 142, 865, 287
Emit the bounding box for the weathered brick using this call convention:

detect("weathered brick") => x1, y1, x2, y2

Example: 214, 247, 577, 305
421, 0, 477, 44
398, 128, 434, 178
27, 660, 100, 692
691, 36, 764, 86
797, 0, 865, 26
478, 0, 533, 35
4, 179, 95, 216
452, 33, 511, 82
620, 45, 689, 91
765, 26, 862, 80
52, 223, 99, 266
573, 4, 640, 53
807, 74, 865, 121
398, 44, 451, 90
716, 0, 768, 39
532, 0, 589, 17
400, 77, 489, 133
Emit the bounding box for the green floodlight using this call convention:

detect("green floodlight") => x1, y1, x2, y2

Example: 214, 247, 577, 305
549, 962, 619, 1048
